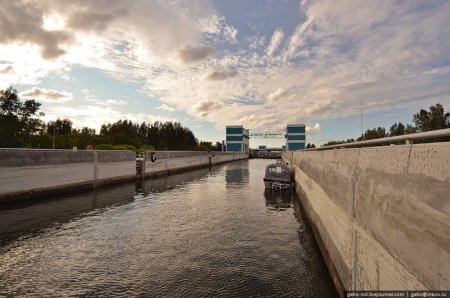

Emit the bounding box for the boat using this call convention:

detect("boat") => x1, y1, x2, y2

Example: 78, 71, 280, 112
263, 159, 292, 189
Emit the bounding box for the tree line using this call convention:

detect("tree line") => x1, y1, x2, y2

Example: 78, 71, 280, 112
322, 103, 450, 147
0, 87, 222, 151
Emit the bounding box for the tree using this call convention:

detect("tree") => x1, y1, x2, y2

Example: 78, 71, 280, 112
306, 143, 311, 149
198, 141, 214, 151
213, 141, 223, 151
99, 120, 140, 148
357, 127, 386, 141
0, 87, 44, 147
47, 118, 73, 135
69, 127, 96, 149
322, 139, 355, 147
413, 103, 450, 132
389, 122, 405, 136
405, 124, 417, 135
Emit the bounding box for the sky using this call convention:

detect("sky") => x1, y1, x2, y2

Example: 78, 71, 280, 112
1, 0, 450, 148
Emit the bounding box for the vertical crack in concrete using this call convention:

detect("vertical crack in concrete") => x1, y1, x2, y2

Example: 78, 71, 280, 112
352, 148, 362, 218
351, 148, 362, 290
352, 229, 360, 290
405, 143, 413, 174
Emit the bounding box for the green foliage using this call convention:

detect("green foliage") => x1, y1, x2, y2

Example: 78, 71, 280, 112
323, 103, 449, 146
357, 127, 386, 141
137, 145, 155, 153
413, 103, 450, 132
94, 144, 137, 151
95, 144, 114, 150
389, 122, 405, 136
0, 87, 209, 150
198, 141, 223, 151
322, 139, 356, 147
0, 87, 44, 147
47, 118, 73, 135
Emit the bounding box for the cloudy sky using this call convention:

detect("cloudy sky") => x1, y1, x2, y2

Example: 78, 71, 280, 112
1, 0, 450, 147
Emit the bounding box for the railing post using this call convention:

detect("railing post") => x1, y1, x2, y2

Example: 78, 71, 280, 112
165, 151, 169, 175
142, 151, 146, 176
93, 151, 98, 189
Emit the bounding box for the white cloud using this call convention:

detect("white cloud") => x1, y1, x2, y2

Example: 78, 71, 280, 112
306, 123, 320, 135
1, 0, 450, 140
223, 25, 238, 43
177, 44, 216, 64
204, 67, 238, 81
0, 65, 14, 74
190, 100, 222, 117
20, 87, 73, 102
0, 1, 74, 59
98, 99, 128, 106
266, 29, 284, 56
247, 35, 266, 50
267, 88, 288, 103
42, 105, 178, 132
303, 99, 334, 118
283, 20, 312, 60
156, 104, 175, 112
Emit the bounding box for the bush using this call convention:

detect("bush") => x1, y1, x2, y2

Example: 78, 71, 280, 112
95, 144, 136, 150
137, 144, 155, 154
95, 144, 114, 150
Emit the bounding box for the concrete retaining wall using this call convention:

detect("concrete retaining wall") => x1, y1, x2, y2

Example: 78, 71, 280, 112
283, 143, 450, 295
0, 150, 248, 203
142, 152, 247, 177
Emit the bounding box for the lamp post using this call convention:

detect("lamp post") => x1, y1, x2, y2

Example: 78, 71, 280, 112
360, 99, 364, 140
52, 125, 55, 149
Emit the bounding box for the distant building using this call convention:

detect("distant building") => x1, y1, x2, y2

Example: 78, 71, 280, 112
286, 124, 306, 151
226, 125, 249, 153
258, 145, 267, 157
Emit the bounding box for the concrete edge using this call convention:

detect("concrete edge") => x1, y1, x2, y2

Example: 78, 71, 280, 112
1, 157, 248, 205
293, 167, 346, 298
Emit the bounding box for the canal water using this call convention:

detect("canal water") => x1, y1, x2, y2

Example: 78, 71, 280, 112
0, 159, 337, 297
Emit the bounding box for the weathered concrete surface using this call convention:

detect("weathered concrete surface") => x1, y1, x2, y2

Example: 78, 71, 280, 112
0, 150, 248, 203
143, 152, 247, 177
283, 143, 450, 295
0, 150, 136, 203
0, 149, 135, 167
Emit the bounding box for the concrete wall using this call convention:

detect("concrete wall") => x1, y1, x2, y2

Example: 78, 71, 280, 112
283, 143, 450, 295
0, 150, 248, 203
143, 152, 248, 176
0, 150, 136, 202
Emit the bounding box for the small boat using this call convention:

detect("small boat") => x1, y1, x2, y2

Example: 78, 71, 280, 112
263, 160, 292, 189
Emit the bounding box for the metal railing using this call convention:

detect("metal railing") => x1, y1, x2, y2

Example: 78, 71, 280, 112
307, 128, 450, 151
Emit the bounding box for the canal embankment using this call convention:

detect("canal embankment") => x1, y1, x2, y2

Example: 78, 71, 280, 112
283, 142, 450, 295
0, 159, 337, 297
0, 149, 247, 203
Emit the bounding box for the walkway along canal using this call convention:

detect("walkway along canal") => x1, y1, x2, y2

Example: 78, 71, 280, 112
0, 159, 337, 297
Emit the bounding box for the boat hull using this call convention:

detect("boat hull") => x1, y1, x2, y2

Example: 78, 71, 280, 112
263, 178, 292, 189
263, 160, 292, 190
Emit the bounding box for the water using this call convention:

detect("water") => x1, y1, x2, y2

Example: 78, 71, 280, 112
0, 159, 337, 297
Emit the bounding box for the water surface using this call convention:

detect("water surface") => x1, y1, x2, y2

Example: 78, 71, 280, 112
0, 159, 337, 297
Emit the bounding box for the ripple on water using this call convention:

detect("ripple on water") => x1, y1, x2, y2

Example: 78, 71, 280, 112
0, 160, 337, 297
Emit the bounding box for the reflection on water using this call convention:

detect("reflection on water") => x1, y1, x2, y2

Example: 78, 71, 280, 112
0, 168, 212, 247
225, 167, 249, 186
264, 189, 294, 211
0, 159, 337, 297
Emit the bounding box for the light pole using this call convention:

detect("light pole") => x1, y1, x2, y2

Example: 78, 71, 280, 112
52, 125, 55, 149
360, 99, 364, 140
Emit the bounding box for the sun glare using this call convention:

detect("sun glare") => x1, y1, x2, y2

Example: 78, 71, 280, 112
42, 14, 65, 31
